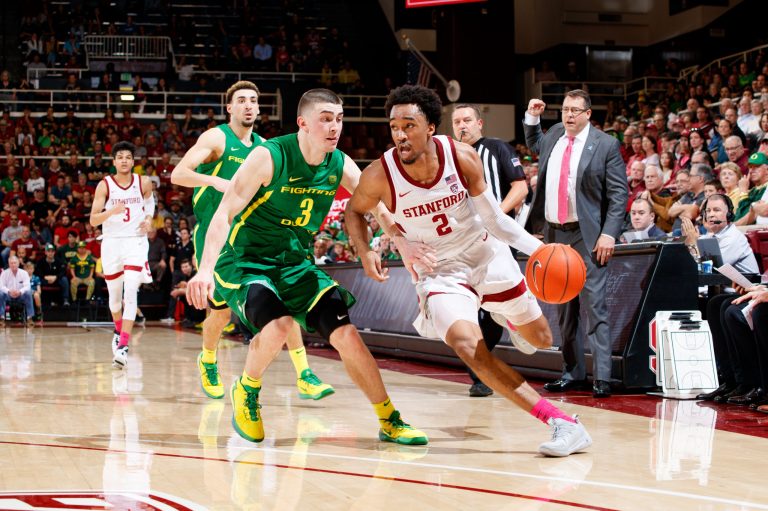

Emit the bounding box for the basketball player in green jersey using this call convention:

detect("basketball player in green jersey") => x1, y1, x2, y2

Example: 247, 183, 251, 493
187, 88, 427, 445
172, 81, 334, 401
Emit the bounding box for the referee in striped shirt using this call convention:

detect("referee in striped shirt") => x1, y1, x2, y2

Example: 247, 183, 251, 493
452, 104, 529, 397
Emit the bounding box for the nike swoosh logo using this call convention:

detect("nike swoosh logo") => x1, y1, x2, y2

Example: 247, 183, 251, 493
398, 190, 412, 197
230, 147, 240, 151
289, 176, 302, 182
531, 260, 542, 290
337, 314, 347, 321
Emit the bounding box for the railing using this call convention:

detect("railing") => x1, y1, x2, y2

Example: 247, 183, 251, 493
3, 152, 375, 169
26, 67, 89, 82
527, 70, 680, 110
339, 94, 387, 122
181, 68, 325, 84
0, 89, 282, 121
687, 43, 768, 82
176, 70, 387, 121
84, 35, 175, 63
3, 154, 175, 168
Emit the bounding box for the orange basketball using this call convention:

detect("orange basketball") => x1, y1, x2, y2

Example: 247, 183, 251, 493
525, 244, 586, 304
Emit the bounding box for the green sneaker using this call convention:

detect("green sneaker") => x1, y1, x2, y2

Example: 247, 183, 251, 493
378, 410, 428, 445
197, 352, 224, 399
230, 379, 264, 443
296, 369, 335, 400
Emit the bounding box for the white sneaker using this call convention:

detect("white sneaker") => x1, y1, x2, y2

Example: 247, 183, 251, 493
490, 312, 536, 355
113, 345, 129, 369
160, 317, 175, 324
111, 331, 120, 355
538, 415, 592, 457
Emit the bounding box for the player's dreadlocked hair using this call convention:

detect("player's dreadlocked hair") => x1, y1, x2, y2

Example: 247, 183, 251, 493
385, 85, 443, 129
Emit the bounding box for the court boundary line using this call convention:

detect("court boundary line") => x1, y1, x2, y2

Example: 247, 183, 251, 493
1, 433, 767, 510
0, 439, 614, 511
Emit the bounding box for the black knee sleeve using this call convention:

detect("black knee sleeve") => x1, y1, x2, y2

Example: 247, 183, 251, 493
245, 285, 291, 330
305, 289, 351, 340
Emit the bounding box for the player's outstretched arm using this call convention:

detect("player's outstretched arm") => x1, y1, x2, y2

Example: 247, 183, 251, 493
187, 146, 274, 308
456, 142, 543, 255
345, 159, 390, 282
89, 180, 125, 227
171, 128, 229, 193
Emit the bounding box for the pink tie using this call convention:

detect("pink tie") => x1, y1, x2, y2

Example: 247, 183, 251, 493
558, 136, 574, 224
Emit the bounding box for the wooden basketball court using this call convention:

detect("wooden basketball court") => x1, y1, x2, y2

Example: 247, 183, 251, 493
1, 325, 767, 510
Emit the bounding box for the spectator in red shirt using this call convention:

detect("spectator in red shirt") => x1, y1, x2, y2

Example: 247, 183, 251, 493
120, 109, 141, 136
53, 215, 76, 246
625, 134, 644, 176
156, 153, 175, 182
164, 186, 182, 205
3, 180, 27, 207
73, 190, 94, 223
627, 160, 647, 212
11, 226, 39, 261
70, 173, 95, 202
145, 134, 164, 158
0, 204, 31, 231
620, 125, 637, 163
83, 223, 101, 258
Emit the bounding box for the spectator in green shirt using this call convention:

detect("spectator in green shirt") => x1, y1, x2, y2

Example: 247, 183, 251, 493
0, 166, 24, 193
69, 241, 95, 301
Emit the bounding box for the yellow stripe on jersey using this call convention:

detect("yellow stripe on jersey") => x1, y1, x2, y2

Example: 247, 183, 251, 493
192, 161, 224, 205
228, 190, 273, 245
214, 271, 240, 290
209, 295, 227, 307
307, 284, 338, 312
192, 223, 200, 267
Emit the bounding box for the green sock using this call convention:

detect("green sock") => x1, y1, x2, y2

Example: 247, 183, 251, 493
241, 372, 262, 391
289, 347, 310, 378
201, 347, 217, 364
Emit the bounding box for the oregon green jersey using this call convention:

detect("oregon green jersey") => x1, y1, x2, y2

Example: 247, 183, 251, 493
69, 254, 96, 279
228, 133, 345, 267
192, 123, 262, 258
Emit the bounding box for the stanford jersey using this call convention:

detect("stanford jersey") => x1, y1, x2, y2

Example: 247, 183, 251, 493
382, 135, 482, 260
102, 174, 146, 238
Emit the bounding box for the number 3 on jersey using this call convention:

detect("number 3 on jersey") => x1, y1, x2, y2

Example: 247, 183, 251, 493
295, 198, 313, 227
123, 207, 131, 223
432, 213, 452, 236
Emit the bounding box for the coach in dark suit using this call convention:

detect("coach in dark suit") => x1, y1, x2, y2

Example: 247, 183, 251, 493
523, 90, 627, 397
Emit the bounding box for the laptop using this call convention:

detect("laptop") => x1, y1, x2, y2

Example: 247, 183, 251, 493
696, 238, 724, 267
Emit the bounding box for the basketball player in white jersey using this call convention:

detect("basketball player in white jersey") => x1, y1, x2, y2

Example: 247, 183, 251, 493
346, 85, 592, 457
91, 141, 154, 369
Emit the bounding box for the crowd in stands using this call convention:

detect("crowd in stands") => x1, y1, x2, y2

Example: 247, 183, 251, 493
1, 1, 767, 327
12, 0, 371, 101
0, 101, 394, 326
312, 213, 402, 267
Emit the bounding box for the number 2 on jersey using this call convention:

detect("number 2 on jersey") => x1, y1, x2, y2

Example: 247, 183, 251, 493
432, 213, 452, 236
